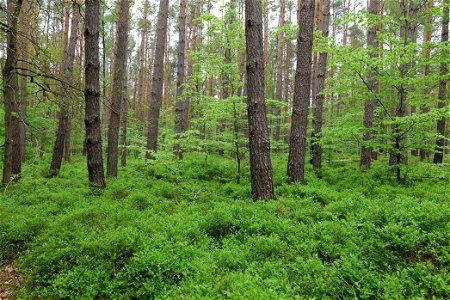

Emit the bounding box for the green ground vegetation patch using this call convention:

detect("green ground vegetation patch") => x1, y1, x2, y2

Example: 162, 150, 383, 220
1, 153, 449, 299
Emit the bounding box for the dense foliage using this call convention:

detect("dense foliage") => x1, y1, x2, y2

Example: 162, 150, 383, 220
1, 153, 449, 298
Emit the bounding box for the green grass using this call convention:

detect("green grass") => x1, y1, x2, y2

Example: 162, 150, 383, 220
1, 152, 449, 299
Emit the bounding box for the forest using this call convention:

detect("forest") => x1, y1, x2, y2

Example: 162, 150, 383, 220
0, 0, 449, 298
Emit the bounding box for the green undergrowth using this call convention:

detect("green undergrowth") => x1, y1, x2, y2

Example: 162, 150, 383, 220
1, 152, 449, 299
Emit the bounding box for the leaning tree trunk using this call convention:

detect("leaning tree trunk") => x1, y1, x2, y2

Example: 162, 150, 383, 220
287, 0, 315, 184
2, 0, 23, 185
174, 0, 188, 159
245, 0, 275, 200
434, 0, 448, 164
360, 0, 379, 168
107, 0, 129, 177
311, 0, 330, 174
50, 1, 80, 175
146, 0, 169, 158
84, 0, 106, 187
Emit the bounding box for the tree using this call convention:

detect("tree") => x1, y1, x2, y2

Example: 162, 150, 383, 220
434, 0, 449, 164
287, 0, 315, 184
146, 0, 169, 158
245, 0, 275, 200
2, 0, 24, 185
174, 0, 188, 159
106, 0, 129, 177
360, 0, 379, 168
273, 0, 286, 142
50, 1, 81, 176
311, 0, 331, 174
85, 0, 106, 187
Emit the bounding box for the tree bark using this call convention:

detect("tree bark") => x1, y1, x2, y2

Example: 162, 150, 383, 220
84, 0, 106, 187
360, 0, 379, 168
434, 0, 448, 164
311, 0, 330, 174
174, 0, 188, 159
107, 0, 129, 177
121, 72, 129, 167
2, 0, 23, 185
146, 0, 170, 158
50, 1, 80, 175
287, 0, 315, 184
245, 0, 275, 200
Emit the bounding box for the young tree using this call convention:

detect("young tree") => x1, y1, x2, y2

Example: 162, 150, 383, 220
360, 0, 379, 168
50, 1, 81, 176
2, 0, 23, 185
311, 0, 331, 174
245, 0, 275, 200
287, 0, 315, 184
146, 0, 169, 158
85, 0, 106, 187
434, 0, 449, 164
106, 0, 129, 177
174, 0, 188, 159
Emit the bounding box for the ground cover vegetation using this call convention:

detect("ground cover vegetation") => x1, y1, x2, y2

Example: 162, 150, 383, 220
1, 153, 449, 298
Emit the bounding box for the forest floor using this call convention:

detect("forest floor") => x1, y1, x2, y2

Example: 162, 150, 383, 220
0, 152, 449, 299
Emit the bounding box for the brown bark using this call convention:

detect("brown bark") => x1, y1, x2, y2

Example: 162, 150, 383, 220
146, 0, 169, 157
174, 0, 188, 159
360, 0, 379, 168
245, 0, 275, 200
50, 1, 80, 175
84, 0, 106, 187
273, 0, 286, 142
434, 0, 448, 164
107, 0, 129, 177
163, 30, 170, 109
287, 0, 315, 184
263, 0, 269, 97
2, 0, 23, 185
311, 0, 330, 174
134, 0, 149, 123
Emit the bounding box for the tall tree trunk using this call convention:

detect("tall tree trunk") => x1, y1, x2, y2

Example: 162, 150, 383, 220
50, 1, 80, 175
273, 0, 286, 142
107, 0, 129, 177
18, 0, 32, 163
311, 0, 330, 174
434, 0, 448, 164
146, 0, 170, 158
287, 0, 315, 184
360, 0, 379, 168
245, 0, 275, 200
121, 72, 129, 167
84, 0, 106, 187
263, 0, 269, 97
2, 0, 23, 185
134, 0, 149, 124
163, 30, 170, 110
419, 0, 433, 160
174, 0, 188, 159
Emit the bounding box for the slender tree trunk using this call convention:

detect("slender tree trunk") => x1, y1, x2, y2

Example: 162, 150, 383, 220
2, 0, 23, 185
121, 72, 129, 167
263, 0, 269, 97
18, 0, 31, 163
287, 0, 315, 184
135, 0, 149, 124
273, 0, 286, 142
146, 0, 169, 157
163, 30, 170, 110
434, 0, 448, 164
50, 1, 80, 175
360, 0, 379, 168
311, 0, 330, 174
419, 0, 433, 160
84, 0, 106, 187
107, 0, 129, 177
245, 0, 275, 200
174, 0, 188, 159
